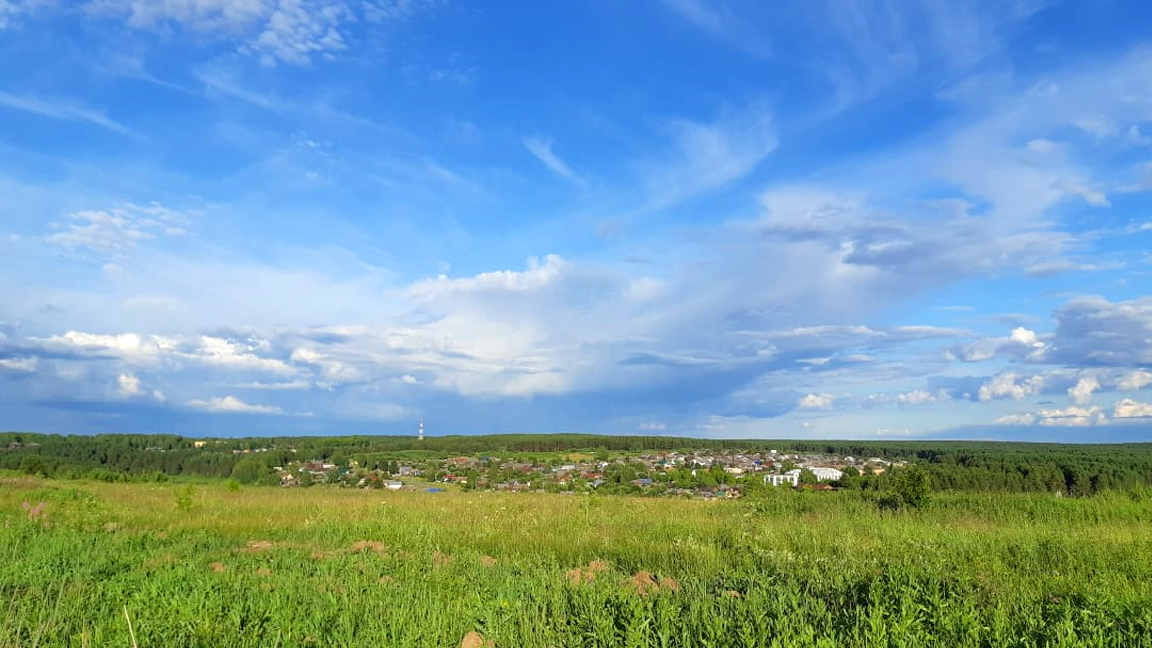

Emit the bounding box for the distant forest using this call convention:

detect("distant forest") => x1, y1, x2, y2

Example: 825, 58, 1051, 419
3, 431, 1152, 496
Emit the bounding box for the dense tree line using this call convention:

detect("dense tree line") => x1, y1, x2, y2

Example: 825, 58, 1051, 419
3, 431, 1152, 495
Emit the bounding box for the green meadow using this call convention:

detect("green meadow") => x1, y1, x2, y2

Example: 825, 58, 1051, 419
3, 477, 1152, 647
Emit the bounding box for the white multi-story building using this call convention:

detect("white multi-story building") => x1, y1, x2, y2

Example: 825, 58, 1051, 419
764, 469, 800, 487
809, 467, 844, 482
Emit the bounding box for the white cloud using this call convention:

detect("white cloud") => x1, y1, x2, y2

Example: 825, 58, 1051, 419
0, 356, 37, 371
290, 346, 363, 382
36, 330, 295, 375
45, 203, 191, 258
798, 393, 835, 410
87, 0, 373, 65
117, 373, 165, 401
245, 0, 352, 66
240, 379, 313, 390
994, 413, 1035, 425
1067, 376, 1100, 405
46, 331, 157, 359
522, 136, 582, 183
1114, 398, 1152, 419
639, 421, 667, 431
896, 389, 950, 406
187, 395, 283, 415
193, 336, 295, 374
978, 372, 1044, 401
0, 91, 132, 136
117, 373, 141, 395
1036, 405, 1107, 427
1118, 370, 1152, 392
410, 255, 569, 298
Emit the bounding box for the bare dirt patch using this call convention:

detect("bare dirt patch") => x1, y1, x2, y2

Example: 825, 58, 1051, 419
459, 631, 494, 648
256, 567, 273, 577
480, 556, 498, 567
240, 540, 277, 553
350, 541, 388, 555
566, 560, 609, 585
628, 571, 679, 596
209, 562, 226, 573
433, 551, 454, 567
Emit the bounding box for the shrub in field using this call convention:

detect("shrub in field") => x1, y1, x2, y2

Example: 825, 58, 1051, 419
230, 457, 269, 485
174, 485, 195, 512
878, 464, 932, 510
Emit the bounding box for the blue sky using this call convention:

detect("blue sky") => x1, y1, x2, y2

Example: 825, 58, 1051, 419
2, 0, 1152, 440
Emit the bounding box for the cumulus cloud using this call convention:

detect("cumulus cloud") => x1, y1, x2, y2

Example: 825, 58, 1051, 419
997, 405, 1107, 427
948, 326, 1048, 362
864, 389, 952, 407
1118, 370, 1152, 391
117, 373, 141, 395
994, 412, 1035, 425
0, 356, 37, 371
798, 393, 835, 410
290, 346, 363, 383
1114, 399, 1152, 419
1036, 405, 1107, 427
118, 373, 165, 401
32, 330, 295, 375
187, 395, 283, 415
410, 255, 570, 298
978, 372, 1044, 401
896, 389, 950, 405
1068, 376, 1100, 405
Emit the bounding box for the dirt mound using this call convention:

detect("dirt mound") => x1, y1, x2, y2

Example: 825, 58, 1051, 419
208, 562, 226, 573
240, 540, 277, 553
310, 541, 388, 560
256, 567, 273, 576
566, 560, 609, 585
459, 631, 493, 648
629, 571, 659, 595
349, 541, 388, 555
628, 571, 679, 596
480, 556, 498, 567
433, 551, 454, 566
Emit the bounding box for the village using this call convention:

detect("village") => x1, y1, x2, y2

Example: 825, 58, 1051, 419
269, 449, 906, 498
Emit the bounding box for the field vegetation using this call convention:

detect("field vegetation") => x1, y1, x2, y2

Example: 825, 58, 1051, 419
3, 476, 1151, 647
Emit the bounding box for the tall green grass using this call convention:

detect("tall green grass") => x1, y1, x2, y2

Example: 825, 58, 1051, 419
2, 478, 1150, 647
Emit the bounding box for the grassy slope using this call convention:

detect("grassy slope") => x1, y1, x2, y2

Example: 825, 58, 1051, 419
2, 478, 1151, 647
